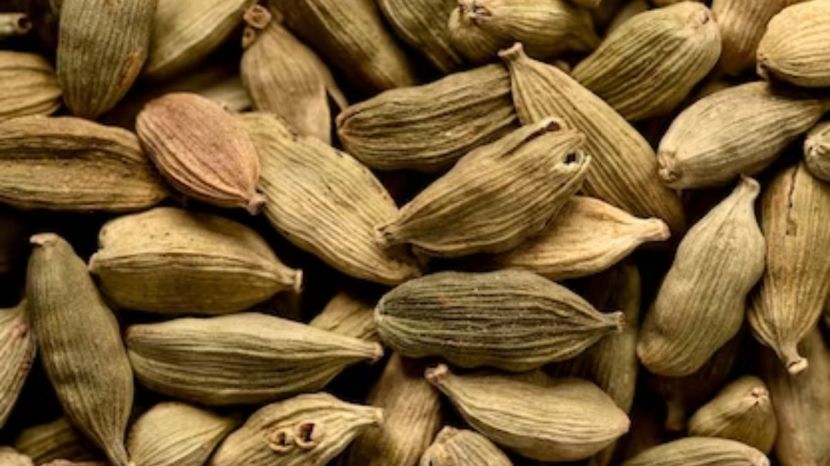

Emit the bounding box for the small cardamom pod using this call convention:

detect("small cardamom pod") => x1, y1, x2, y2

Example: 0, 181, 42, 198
0, 51, 61, 122
310, 291, 378, 343
804, 121, 830, 182
377, 0, 463, 72
0, 448, 33, 466
0, 301, 35, 429
621, 437, 770, 466
419, 427, 513, 466
712, 0, 787, 76
14, 417, 99, 465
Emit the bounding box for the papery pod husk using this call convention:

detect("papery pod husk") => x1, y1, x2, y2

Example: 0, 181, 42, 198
14, 418, 99, 465
0, 51, 61, 122
127, 402, 238, 466
487, 196, 669, 280
378, 269, 624, 371
0, 116, 167, 211
419, 426, 513, 466
136, 92, 264, 213
712, 0, 786, 76
748, 163, 830, 374
0, 301, 35, 429
27, 234, 134, 466
688, 376, 777, 454
804, 121, 830, 182
126, 312, 383, 405
606, 0, 649, 34
88, 206, 301, 315
447, 0, 600, 64
638, 177, 765, 377
240, 5, 346, 144
760, 329, 830, 466
499, 42, 685, 234
241, 112, 420, 285
426, 364, 630, 462
268, 0, 418, 92
339, 354, 443, 466
572, 2, 721, 122
336, 64, 518, 172
377, 119, 590, 257
209, 393, 383, 466
0, 448, 33, 466
144, 0, 254, 81
377, 0, 463, 72
57, 0, 155, 118
309, 291, 378, 342
621, 437, 770, 466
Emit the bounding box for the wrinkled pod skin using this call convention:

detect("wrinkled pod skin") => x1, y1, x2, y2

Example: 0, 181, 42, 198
0, 51, 62, 122
419, 427, 513, 466
0, 301, 35, 429
377, 0, 463, 73
14, 417, 100, 464
621, 437, 770, 466
712, 0, 787, 76
804, 121, 830, 182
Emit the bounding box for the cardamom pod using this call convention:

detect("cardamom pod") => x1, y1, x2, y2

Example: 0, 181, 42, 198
688, 376, 777, 454
572, 2, 721, 121
378, 270, 624, 371
621, 437, 770, 466
0, 116, 167, 211
448, 0, 599, 64
209, 393, 383, 466
14, 418, 99, 465
638, 177, 765, 377
606, 0, 649, 34
804, 121, 830, 182
27, 233, 134, 466
336, 64, 518, 172
419, 427, 513, 466
88, 206, 301, 315
0, 448, 33, 466
0, 51, 61, 122
658, 82, 825, 189
499, 42, 685, 234
713, 0, 786, 76
377, 0, 463, 72
310, 291, 378, 342
377, 119, 590, 257
426, 365, 630, 462
127, 402, 238, 466
57, 0, 155, 118
242, 112, 420, 285
748, 163, 830, 374
136, 92, 264, 213
240, 5, 347, 144
126, 312, 382, 405
0, 301, 35, 429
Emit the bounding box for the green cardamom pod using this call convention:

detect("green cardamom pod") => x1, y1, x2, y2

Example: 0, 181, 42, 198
804, 120, 830, 182
14, 417, 99, 465
0, 51, 61, 122
0, 448, 33, 466
310, 291, 378, 342
0, 301, 35, 429
621, 437, 769, 466
713, 0, 786, 76
419, 427, 513, 466
377, 0, 463, 72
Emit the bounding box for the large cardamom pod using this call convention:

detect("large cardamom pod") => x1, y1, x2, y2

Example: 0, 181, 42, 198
572, 2, 721, 121
88, 207, 301, 315
748, 163, 830, 374
14, 418, 99, 465
378, 270, 623, 371
310, 291, 378, 342
0, 51, 61, 122
240, 5, 346, 144
499, 43, 685, 234
27, 234, 134, 466
688, 376, 777, 454
621, 437, 770, 466
57, 0, 155, 118
377, 0, 463, 72
657, 82, 824, 189
0, 448, 33, 466
638, 177, 765, 376
419, 427, 513, 466
378, 119, 590, 257
126, 312, 382, 405
0, 301, 35, 429
804, 121, 830, 182
127, 402, 237, 466
426, 365, 630, 462
242, 112, 420, 285
488, 196, 669, 280
336, 64, 518, 172
713, 0, 786, 76
0, 116, 167, 211
209, 393, 383, 466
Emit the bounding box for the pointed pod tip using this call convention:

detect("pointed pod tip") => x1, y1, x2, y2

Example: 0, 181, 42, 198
737, 175, 761, 197
425, 364, 450, 385
609, 311, 626, 333
30, 233, 60, 247
369, 343, 384, 363
786, 357, 808, 375
292, 269, 304, 294
246, 193, 266, 215
497, 42, 526, 62
243, 4, 272, 29
646, 218, 671, 242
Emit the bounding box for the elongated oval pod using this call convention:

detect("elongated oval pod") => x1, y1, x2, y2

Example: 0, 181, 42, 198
27, 234, 134, 466
14, 418, 99, 465
377, 0, 463, 72
209, 393, 383, 466
310, 292, 378, 342
0, 448, 33, 466
419, 427, 513, 466
0, 301, 35, 430
657, 82, 825, 189
0, 51, 61, 122
713, 0, 786, 76
126, 312, 382, 405
621, 437, 770, 466
804, 121, 830, 182
748, 163, 830, 374
499, 42, 685, 234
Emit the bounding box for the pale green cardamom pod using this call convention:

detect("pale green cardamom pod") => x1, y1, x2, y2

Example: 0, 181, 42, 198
377, 0, 463, 72
14, 417, 100, 465
713, 0, 786, 76
0, 51, 61, 122
310, 291, 378, 343
621, 437, 769, 466
0, 301, 35, 429
419, 426, 513, 466
804, 121, 830, 182
0, 448, 33, 466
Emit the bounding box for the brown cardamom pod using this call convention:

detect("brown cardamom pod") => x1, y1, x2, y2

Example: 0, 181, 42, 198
620, 437, 770, 466
419, 427, 513, 466
0, 51, 61, 122
310, 291, 378, 343
14, 417, 100, 465
377, 0, 463, 73
0, 301, 35, 429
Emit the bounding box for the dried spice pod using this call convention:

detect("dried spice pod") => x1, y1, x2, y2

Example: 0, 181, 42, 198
638, 177, 765, 377
712, 0, 786, 76
448, 0, 599, 64
126, 312, 382, 405
127, 402, 237, 466
242, 112, 420, 285
572, 2, 721, 122
688, 376, 777, 454
14, 418, 99, 465
804, 121, 830, 182
0, 116, 167, 211
426, 365, 629, 462
378, 119, 590, 257
488, 197, 669, 280
89, 207, 301, 315
0, 301, 35, 429
419, 427, 512, 466
621, 437, 770, 466
748, 163, 830, 374
310, 292, 378, 342
0, 51, 61, 122
209, 393, 383, 466
57, 0, 155, 118
500, 43, 685, 234
377, 0, 463, 72
658, 82, 825, 189
136, 92, 264, 213
337, 64, 517, 172
378, 270, 624, 371
27, 234, 134, 466
757, 1, 830, 87
240, 5, 346, 144
0, 448, 33, 466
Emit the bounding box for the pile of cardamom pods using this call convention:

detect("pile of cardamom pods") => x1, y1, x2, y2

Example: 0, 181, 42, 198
1, 0, 829, 465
